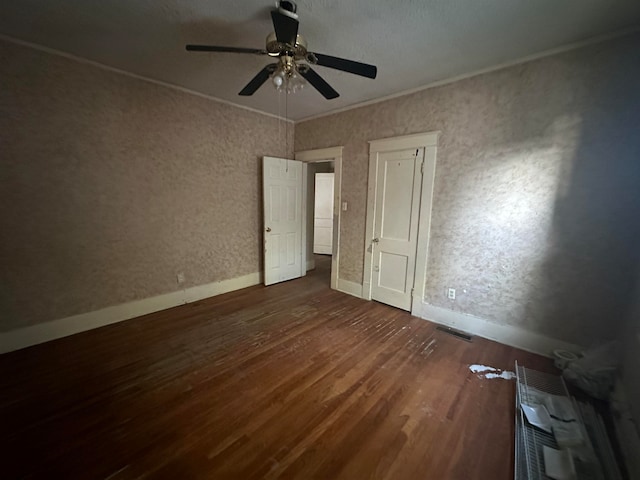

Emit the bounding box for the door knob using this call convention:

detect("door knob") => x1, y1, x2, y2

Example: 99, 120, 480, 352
372, 237, 379, 243
266, 227, 272, 232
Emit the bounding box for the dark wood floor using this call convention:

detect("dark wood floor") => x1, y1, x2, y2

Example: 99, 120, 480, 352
0, 256, 554, 479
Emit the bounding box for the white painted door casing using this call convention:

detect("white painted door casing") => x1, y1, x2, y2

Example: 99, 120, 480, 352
296, 145, 344, 292
263, 157, 303, 286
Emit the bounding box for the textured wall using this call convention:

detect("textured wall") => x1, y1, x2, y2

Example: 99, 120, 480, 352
0, 39, 294, 331
296, 33, 640, 346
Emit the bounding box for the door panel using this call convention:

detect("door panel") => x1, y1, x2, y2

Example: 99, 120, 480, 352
381, 160, 414, 241
263, 157, 303, 286
378, 252, 408, 292
286, 233, 296, 264
371, 148, 423, 310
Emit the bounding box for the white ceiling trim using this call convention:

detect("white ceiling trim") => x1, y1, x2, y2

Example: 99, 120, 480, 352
296, 26, 640, 124
3, 25, 639, 127
0, 33, 294, 124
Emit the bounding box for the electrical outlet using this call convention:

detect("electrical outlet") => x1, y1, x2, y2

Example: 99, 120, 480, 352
176, 273, 185, 285
447, 288, 456, 300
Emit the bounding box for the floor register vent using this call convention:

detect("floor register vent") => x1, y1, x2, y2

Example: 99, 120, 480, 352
436, 325, 473, 342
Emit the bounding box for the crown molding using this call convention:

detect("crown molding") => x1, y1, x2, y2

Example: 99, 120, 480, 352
3, 25, 639, 125
0, 33, 294, 124
296, 26, 640, 124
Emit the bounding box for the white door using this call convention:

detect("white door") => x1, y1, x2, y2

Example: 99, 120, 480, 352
263, 156, 303, 286
313, 173, 334, 254
371, 148, 424, 310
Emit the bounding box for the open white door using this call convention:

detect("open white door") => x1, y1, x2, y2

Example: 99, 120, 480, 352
313, 172, 334, 254
263, 156, 304, 286
370, 148, 424, 310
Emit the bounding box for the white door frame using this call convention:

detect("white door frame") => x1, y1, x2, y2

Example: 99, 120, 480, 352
296, 146, 343, 291
363, 132, 439, 313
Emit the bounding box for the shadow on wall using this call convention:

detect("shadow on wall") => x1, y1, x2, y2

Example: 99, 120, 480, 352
420, 35, 640, 350
529, 40, 640, 347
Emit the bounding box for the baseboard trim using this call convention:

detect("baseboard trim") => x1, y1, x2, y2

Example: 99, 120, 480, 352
306, 259, 315, 272
0, 272, 262, 354
336, 278, 363, 298
413, 302, 582, 358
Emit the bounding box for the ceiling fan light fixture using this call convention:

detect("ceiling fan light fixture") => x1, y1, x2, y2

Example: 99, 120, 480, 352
271, 69, 306, 94
271, 59, 306, 94
272, 68, 286, 89
288, 68, 305, 93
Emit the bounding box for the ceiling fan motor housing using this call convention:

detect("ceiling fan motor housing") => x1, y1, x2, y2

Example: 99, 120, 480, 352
266, 32, 307, 58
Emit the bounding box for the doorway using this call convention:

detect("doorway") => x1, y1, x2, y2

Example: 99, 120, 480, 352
363, 132, 438, 312
313, 171, 335, 256
296, 146, 343, 291
309, 165, 334, 286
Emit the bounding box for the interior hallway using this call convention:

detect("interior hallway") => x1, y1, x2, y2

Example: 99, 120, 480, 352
312, 253, 331, 287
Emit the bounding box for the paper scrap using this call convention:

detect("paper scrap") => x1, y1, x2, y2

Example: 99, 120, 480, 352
469, 364, 498, 373
522, 403, 552, 433
468, 364, 515, 380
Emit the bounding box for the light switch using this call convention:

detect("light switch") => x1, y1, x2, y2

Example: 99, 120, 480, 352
342, 201, 348, 211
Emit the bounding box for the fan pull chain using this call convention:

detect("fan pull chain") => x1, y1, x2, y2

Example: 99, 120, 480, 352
285, 88, 289, 172
277, 87, 281, 152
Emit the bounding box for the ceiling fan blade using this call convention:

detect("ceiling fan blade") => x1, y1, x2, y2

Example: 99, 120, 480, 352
239, 64, 278, 96
186, 45, 267, 55
308, 53, 377, 79
298, 66, 339, 99
270, 10, 299, 46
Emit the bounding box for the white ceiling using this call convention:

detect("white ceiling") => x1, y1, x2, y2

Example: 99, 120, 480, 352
1, 0, 639, 120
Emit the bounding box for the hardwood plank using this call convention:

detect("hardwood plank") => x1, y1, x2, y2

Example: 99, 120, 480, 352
0, 257, 555, 479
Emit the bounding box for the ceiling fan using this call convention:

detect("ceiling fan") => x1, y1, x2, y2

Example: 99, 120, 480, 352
185, 0, 377, 100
